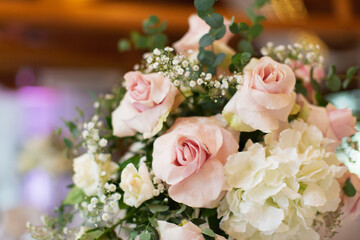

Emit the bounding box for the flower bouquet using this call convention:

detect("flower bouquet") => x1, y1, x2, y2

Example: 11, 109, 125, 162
28, 0, 360, 239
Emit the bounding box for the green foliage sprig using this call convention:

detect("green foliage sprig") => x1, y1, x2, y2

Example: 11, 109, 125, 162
119, 15, 168, 52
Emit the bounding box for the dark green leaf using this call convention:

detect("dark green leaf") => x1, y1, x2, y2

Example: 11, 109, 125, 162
255, 15, 266, 23
248, 24, 263, 40
129, 231, 138, 240
201, 208, 217, 217
139, 233, 151, 240
63, 138, 73, 149
212, 53, 226, 67
118, 39, 131, 52
295, 80, 308, 97
198, 48, 216, 66
327, 65, 336, 78
210, 25, 226, 40
199, 33, 215, 48
120, 155, 141, 171
191, 218, 207, 225
239, 22, 249, 31
240, 52, 251, 64
315, 92, 328, 107
105, 116, 112, 130
151, 34, 168, 49
143, 15, 159, 30
238, 39, 253, 54
254, 0, 270, 8
202, 228, 216, 237
204, 13, 224, 29
310, 68, 321, 92
229, 20, 240, 34
197, 9, 210, 19
229, 63, 237, 73
148, 204, 169, 213
144, 22, 168, 35
343, 178, 357, 197
194, 0, 215, 11
343, 66, 359, 89
131, 31, 149, 49
63, 187, 85, 205
63, 120, 78, 138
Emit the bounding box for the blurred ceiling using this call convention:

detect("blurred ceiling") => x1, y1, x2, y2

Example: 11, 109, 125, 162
0, 0, 359, 88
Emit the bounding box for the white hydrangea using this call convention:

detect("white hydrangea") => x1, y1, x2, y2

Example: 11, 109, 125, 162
219, 120, 345, 240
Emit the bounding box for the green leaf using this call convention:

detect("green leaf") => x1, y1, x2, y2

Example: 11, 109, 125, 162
314, 92, 328, 107
295, 80, 308, 97
63, 187, 85, 205
248, 24, 263, 40
326, 75, 341, 92
204, 13, 224, 29
255, 15, 266, 23
176, 205, 187, 215
239, 22, 249, 31
254, 0, 270, 8
120, 155, 141, 171
148, 204, 169, 213
212, 53, 226, 67
131, 31, 149, 49
194, 0, 215, 11
79, 230, 104, 240
199, 33, 215, 48
240, 52, 251, 64
63, 120, 78, 138
343, 66, 359, 89
202, 228, 216, 237
144, 22, 167, 35
343, 178, 357, 197
105, 116, 112, 130
210, 25, 226, 40
54, 127, 62, 136
310, 67, 321, 92
238, 39, 253, 54
118, 39, 131, 52
63, 138, 73, 149
245, 8, 256, 23
197, 9, 210, 19
149, 218, 158, 228
143, 15, 159, 30
139, 233, 152, 240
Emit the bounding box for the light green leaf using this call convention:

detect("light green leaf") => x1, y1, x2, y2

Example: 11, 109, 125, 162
254, 0, 270, 8
79, 230, 104, 240
176, 205, 187, 215
245, 8, 256, 23
118, 39, 131, 52
63, 187, 85, 205
343, 66, 359, 89
201, 228, 216, 237
149, 218, 158, 228
139, 233, 151, 240
148, 204, 169, 213
248, 24, 263, 40
326, 75, 341, 92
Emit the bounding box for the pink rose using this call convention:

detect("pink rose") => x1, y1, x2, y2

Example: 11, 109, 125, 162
223, 57, 296, 132
298, 95, 357, 150
173, 14, 233, 54
157, 221, 226, 240
152, 115, 239, 208
112, 71, 181, 138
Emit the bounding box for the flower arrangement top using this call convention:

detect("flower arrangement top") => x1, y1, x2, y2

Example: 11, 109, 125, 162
28, 0, 360, 240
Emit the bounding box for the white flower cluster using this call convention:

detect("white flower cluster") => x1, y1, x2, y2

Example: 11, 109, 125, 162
337, 132, 360, 177
82, 115, 107, 154
219, 120, 345, 240
144, 47, 241, 98
260, 42, 324, 67
76, 191, 123, 228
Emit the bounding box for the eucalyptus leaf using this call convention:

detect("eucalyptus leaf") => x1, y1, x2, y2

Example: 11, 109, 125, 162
204, 13, 224, 29
149, 218, 158, 228
194, 0, 215, 11
64, 138, 73, 149
254, 0, 270, 8
238, 39, 253, 54
245, 8, 256, 23
139, 233, 152, 240
229, 22, 240, 34
326, 75, 341, 92
210, 25, 226, 40
239, 22, 249, 31
199, 33, 215, 48
213, 53, 226, 67
198, 48, 216, 66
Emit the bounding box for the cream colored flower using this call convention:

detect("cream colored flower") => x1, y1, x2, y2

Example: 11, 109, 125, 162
73, 153, 119, 196
120, 163, 155, 207
219, 120, 345, 240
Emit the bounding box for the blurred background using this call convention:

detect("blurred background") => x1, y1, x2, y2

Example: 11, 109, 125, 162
0, 0, 359, 239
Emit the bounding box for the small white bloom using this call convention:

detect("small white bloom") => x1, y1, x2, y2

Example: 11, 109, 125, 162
92, 115, 99, 122
266, 41, 274, 48
100, 171, 106, 176
189, 80, 196, 88
119, 163, 155, 207
260, 47, 269, 56
153, 189, 160, 196
214, 81, 221, 88
197, 78, 203, 85
192, 65, 199, 71
91, 197, 98, 205
100, 195, 106, 203
274, 45, 285, 52
102, 213, 109, 221
177, 68, 184, 75
205, 73, 212, 80
113, 193, 121, 201
285, 58, 292, 65
87, 204, 95, 212
108, 183, 117, 192
152, 62, 159, 69
164, 46, 174, 52
93, 102, 100, 109
172, 59, 179, 65
153, 48, 161, 55
182, 60, 189, 67
82, 130, 89, 139
103, 205, 110, 213
87, 145, 97, 153
87, 122, 95, 130
184, 71, 191, 77
173, 80, 180, 86
134, 64, 140, 70
146, 57, 153, 64
99, 138, 108, 147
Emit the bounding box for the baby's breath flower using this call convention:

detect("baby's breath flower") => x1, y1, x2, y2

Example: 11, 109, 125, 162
189, 80, 196, 88
192, 65, 199, 71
